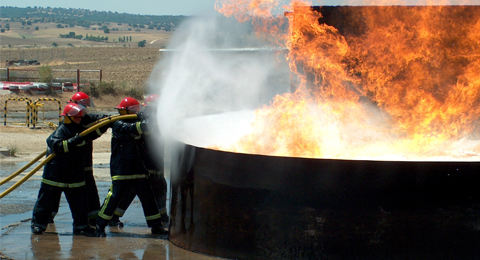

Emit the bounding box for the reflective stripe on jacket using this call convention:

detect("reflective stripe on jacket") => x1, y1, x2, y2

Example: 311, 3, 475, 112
41, 178, 86, 188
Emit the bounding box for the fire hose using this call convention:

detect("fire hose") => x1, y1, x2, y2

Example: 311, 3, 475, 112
0, 114, 137, 199
0, 115, 124, 187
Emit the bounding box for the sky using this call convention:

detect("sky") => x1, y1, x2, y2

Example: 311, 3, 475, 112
6, 0, 476, 16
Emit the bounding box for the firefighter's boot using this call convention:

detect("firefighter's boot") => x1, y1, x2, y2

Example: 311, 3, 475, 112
161, 213, 169, 229
31, 226, 44, 234
94, 225, 107, 237
151, 225, 168, 235
73, 226, 95, 237
108, 214, 124, 227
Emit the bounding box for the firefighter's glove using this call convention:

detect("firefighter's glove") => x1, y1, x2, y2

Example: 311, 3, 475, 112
140, 120, 151, 133
137, 111, 149, 121
68, 133, 86, 146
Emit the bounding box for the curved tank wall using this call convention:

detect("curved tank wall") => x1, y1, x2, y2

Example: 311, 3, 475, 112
169, 144, 480, 259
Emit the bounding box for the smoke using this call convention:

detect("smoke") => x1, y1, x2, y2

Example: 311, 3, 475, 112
147, 15, 290, 145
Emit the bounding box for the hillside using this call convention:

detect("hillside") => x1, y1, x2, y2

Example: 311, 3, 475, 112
0, 21, 173, 48
0, 6, 187, 48
0, 6, 186, 30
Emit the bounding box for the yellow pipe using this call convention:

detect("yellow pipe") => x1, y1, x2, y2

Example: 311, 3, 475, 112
0, 114, 126, 186
0, 114, 137, 199
0, 151, 47, 186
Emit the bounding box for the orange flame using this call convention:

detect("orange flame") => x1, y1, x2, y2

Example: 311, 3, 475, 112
214, 1, 480, 159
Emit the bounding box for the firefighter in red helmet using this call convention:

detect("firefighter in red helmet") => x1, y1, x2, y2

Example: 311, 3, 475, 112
143, 94, 160, 106
31, 103, 95, 236
95, 97, 166, 237
69, 92, 110, 225
108, 93, 169, 228
70, 91, 95, 108
48, 92, 110, 226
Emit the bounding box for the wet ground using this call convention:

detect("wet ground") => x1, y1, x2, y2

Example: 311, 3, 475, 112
0, 155, 223, 260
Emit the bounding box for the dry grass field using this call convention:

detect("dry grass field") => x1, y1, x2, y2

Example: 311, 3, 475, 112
0, 23, 172, 87
2, 47, 166, 87
0, 21, 172, 48
1, 21, 174, 88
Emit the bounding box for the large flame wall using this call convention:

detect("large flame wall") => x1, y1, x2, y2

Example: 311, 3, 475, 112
213, 5, 480, 160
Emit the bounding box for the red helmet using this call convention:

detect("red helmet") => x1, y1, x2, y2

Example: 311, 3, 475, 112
70, 91, 95, 108
115, 97, 141, 112
60, 103, 85, 117
143, 94, 160, 106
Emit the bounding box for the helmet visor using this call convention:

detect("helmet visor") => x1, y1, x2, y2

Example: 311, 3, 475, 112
61, 105, 85, 117
77, 98, 95, 108
127, 104, 141, 113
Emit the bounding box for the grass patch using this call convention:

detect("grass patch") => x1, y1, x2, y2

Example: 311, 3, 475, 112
8, 144, 18, 157
83, 81, 145, 100
38, 65, 53, 83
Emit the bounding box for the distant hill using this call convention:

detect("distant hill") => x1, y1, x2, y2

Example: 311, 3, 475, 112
0, 6, 187, 31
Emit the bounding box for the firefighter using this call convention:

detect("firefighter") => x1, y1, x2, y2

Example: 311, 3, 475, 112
108, 94, 169, 228
31, 103, 95, 236
48, 92, 110, 225
95, 97, 166, 237
69, 92, 110, 225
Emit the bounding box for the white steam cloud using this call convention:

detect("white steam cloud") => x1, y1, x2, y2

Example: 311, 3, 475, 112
147, 15, 290, 146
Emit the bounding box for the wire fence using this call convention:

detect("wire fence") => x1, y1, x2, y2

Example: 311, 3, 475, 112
0, 68, 102, 84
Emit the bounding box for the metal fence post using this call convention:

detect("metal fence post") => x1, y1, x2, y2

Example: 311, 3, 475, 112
77, 69, 80, 91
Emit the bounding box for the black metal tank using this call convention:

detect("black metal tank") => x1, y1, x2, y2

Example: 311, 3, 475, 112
169, 141, 480, 259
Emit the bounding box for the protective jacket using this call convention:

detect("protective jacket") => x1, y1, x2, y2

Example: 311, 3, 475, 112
110, 118, 149, 180
43, 122, 88, 186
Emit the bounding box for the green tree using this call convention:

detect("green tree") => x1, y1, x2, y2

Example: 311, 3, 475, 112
52, 42, 58, 47
35, 26, 39, 30
138, 40, 146, 47
1, 29, 5, 33
103, 28, 110, 33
